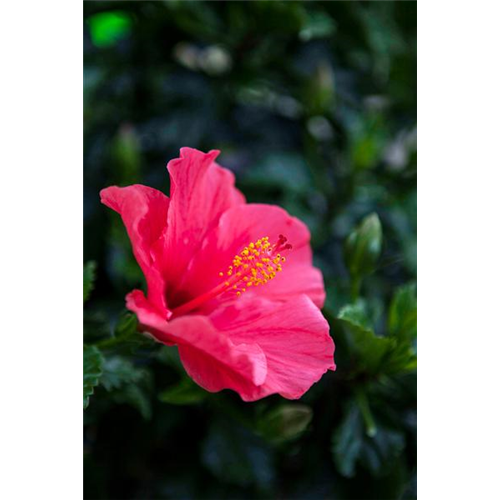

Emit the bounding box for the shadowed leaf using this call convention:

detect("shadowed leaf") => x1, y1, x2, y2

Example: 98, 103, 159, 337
84, 345, 104, 409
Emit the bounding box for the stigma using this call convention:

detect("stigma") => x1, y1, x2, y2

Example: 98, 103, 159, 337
171, 235, 292, 317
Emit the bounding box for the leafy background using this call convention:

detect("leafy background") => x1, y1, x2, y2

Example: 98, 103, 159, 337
84, 1, 416, 499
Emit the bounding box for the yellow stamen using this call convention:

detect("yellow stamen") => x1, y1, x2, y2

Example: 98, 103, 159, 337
220, 235, 292, 298
170, 235, 292, 317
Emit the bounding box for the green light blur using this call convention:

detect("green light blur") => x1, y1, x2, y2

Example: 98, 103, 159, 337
88, 12, 131, 48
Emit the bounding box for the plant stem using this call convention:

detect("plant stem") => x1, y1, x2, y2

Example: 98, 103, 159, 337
350, 275, 362, 301
95, 336, 125, 349
354, 387, 377, 437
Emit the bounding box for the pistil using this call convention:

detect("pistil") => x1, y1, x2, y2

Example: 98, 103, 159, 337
171, 235, 292, 317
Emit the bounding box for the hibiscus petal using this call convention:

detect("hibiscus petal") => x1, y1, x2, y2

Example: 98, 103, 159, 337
100, 185, 170, 313
164, 148, 245, 299
256, 264, 326, 308
209, 294, 335, 401
184, 204, 325, 308
126, 290, 268, 392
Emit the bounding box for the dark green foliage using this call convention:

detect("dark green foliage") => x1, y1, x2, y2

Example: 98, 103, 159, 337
83, 261, 96, 303
344, 213, 383, 281
83, 345, 103, 409
201, 419, 275, 490
256, 404, 313, 444
158, 378, 208, 406
84, 1, 416, 499
332, 398, 405, 479
100, 356, 147, 391
389, 283, 417, 343
337, 302, 394, 376
336, 294, 416, 379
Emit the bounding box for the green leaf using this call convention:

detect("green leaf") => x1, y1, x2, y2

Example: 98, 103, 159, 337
84, 310, 110, 343
100, 356, 145, 391
257, 404, 313, 443
202, 419, 274, 488
382, 283, 417, 374
158, 378, 207, 405
111, 383, 152, 421
96, 312, 140, 349
338, 301, 372, 330
337, 303, 416, 376
84, 345, 104, 409
344, 213, 383, 279
332, 399, 405, 478
337, 303, 392, 375
113, 312, 138, 340
383, 343, 417, 376
99, 355, 153, 419
331, 400, 364, 477
359, 424, 405, 478
83, 261, 97, 303
388, 283, 417, 342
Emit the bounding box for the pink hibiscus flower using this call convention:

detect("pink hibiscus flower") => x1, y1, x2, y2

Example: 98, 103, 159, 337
100, 147, 335, 401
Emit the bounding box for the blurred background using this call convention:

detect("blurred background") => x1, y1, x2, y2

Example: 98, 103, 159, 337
84, 1, 416, 499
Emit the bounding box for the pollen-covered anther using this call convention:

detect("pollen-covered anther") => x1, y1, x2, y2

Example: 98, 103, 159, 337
220, 234, 293, 297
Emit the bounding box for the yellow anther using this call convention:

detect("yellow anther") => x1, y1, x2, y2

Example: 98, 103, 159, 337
172, 235, 293, 316
219, 235, 290, 297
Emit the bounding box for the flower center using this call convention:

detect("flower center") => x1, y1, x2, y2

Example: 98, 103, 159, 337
170, 235, 292, 317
